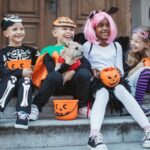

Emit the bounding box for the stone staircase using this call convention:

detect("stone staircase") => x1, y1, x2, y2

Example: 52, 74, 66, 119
1, 144, 148, 150
0, 94, 150, 150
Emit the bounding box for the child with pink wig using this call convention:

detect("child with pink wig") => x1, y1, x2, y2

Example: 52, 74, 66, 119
83, 10, 150, 150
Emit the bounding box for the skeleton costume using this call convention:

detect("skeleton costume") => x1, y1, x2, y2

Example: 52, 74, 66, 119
0, 45, 38, 113
0, 15, 38, 120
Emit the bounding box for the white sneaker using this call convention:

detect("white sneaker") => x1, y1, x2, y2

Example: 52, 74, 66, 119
29, 104, 39, 121
78, 106, 91, 118
88, 133, 108, 150
14, 111, 29, 129
143, 131, 150, 148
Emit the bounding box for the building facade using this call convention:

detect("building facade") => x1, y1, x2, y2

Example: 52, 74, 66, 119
0, 0, 149, 50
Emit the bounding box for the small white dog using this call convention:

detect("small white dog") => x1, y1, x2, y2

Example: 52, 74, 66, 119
55, 41, 83, 70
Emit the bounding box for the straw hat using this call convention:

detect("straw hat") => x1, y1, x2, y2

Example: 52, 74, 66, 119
53, 17, 76, 28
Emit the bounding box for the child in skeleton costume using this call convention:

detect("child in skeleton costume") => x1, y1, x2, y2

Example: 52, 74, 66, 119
126, 27, 150, 115
82, 10, 150, 150
0, 15, 38, 129
30, 17, 92, 120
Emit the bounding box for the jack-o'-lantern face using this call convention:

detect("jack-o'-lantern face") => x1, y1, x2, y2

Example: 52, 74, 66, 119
142, 57, 150, 67
53, 99, 78, 120
7, 60, 31, 70
54, 103, 70, 116
100, 67, 121, 88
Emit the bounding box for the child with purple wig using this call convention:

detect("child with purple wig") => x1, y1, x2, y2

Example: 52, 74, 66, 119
82, 10, 150, 150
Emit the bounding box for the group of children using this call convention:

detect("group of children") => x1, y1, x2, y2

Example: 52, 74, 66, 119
0, 9, 150, 150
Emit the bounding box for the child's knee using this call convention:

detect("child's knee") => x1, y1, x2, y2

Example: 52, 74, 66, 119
9, 76, 17, 84
96, 88, 109, 97
140, 68, 150, 77
76, 68, 92, 80
47, 71, 62, 83
114, 84, 126, 94
19, 77, 31, 84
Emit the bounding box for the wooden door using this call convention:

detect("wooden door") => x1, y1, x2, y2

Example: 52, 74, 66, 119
56, 0, 131, 36
44, 0, 131, 46
0, 0, 131, 50
0, 0, 46, 50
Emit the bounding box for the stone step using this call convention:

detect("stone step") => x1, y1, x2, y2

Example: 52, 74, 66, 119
2, 93, 150, 119
0, 116, 149, 149
3, 143, 146, 150
1, 96, 73, 119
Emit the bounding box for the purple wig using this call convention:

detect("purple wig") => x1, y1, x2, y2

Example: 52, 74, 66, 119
84, 11, 117, 44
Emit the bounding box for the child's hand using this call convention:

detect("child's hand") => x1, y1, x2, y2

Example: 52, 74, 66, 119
63, 70, 75, 84
142, 57, 150, 67
93, 69, 100, 78
22, 69, 33, 78
115, 67, 122, 77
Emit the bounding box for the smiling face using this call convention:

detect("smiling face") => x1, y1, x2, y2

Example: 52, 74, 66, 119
94, 18, 110, 45
130, 33, 147, 53
55, 103, 69, 116
52, 26, 75, 45
4, 22, 25, 47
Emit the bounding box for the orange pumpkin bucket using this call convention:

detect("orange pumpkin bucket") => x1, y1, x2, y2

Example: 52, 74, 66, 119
7, 60, 31, 70
142, 57, 150, 67
100, 67, 121, 88
53, 99, 78, 120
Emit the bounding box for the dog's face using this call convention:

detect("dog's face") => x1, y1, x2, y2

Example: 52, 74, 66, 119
61, 41, 83, 60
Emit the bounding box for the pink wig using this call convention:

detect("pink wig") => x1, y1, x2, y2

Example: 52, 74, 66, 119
84, 11, 117, 44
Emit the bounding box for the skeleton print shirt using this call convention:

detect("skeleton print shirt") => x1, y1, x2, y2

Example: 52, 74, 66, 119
0, 45, 38, 78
